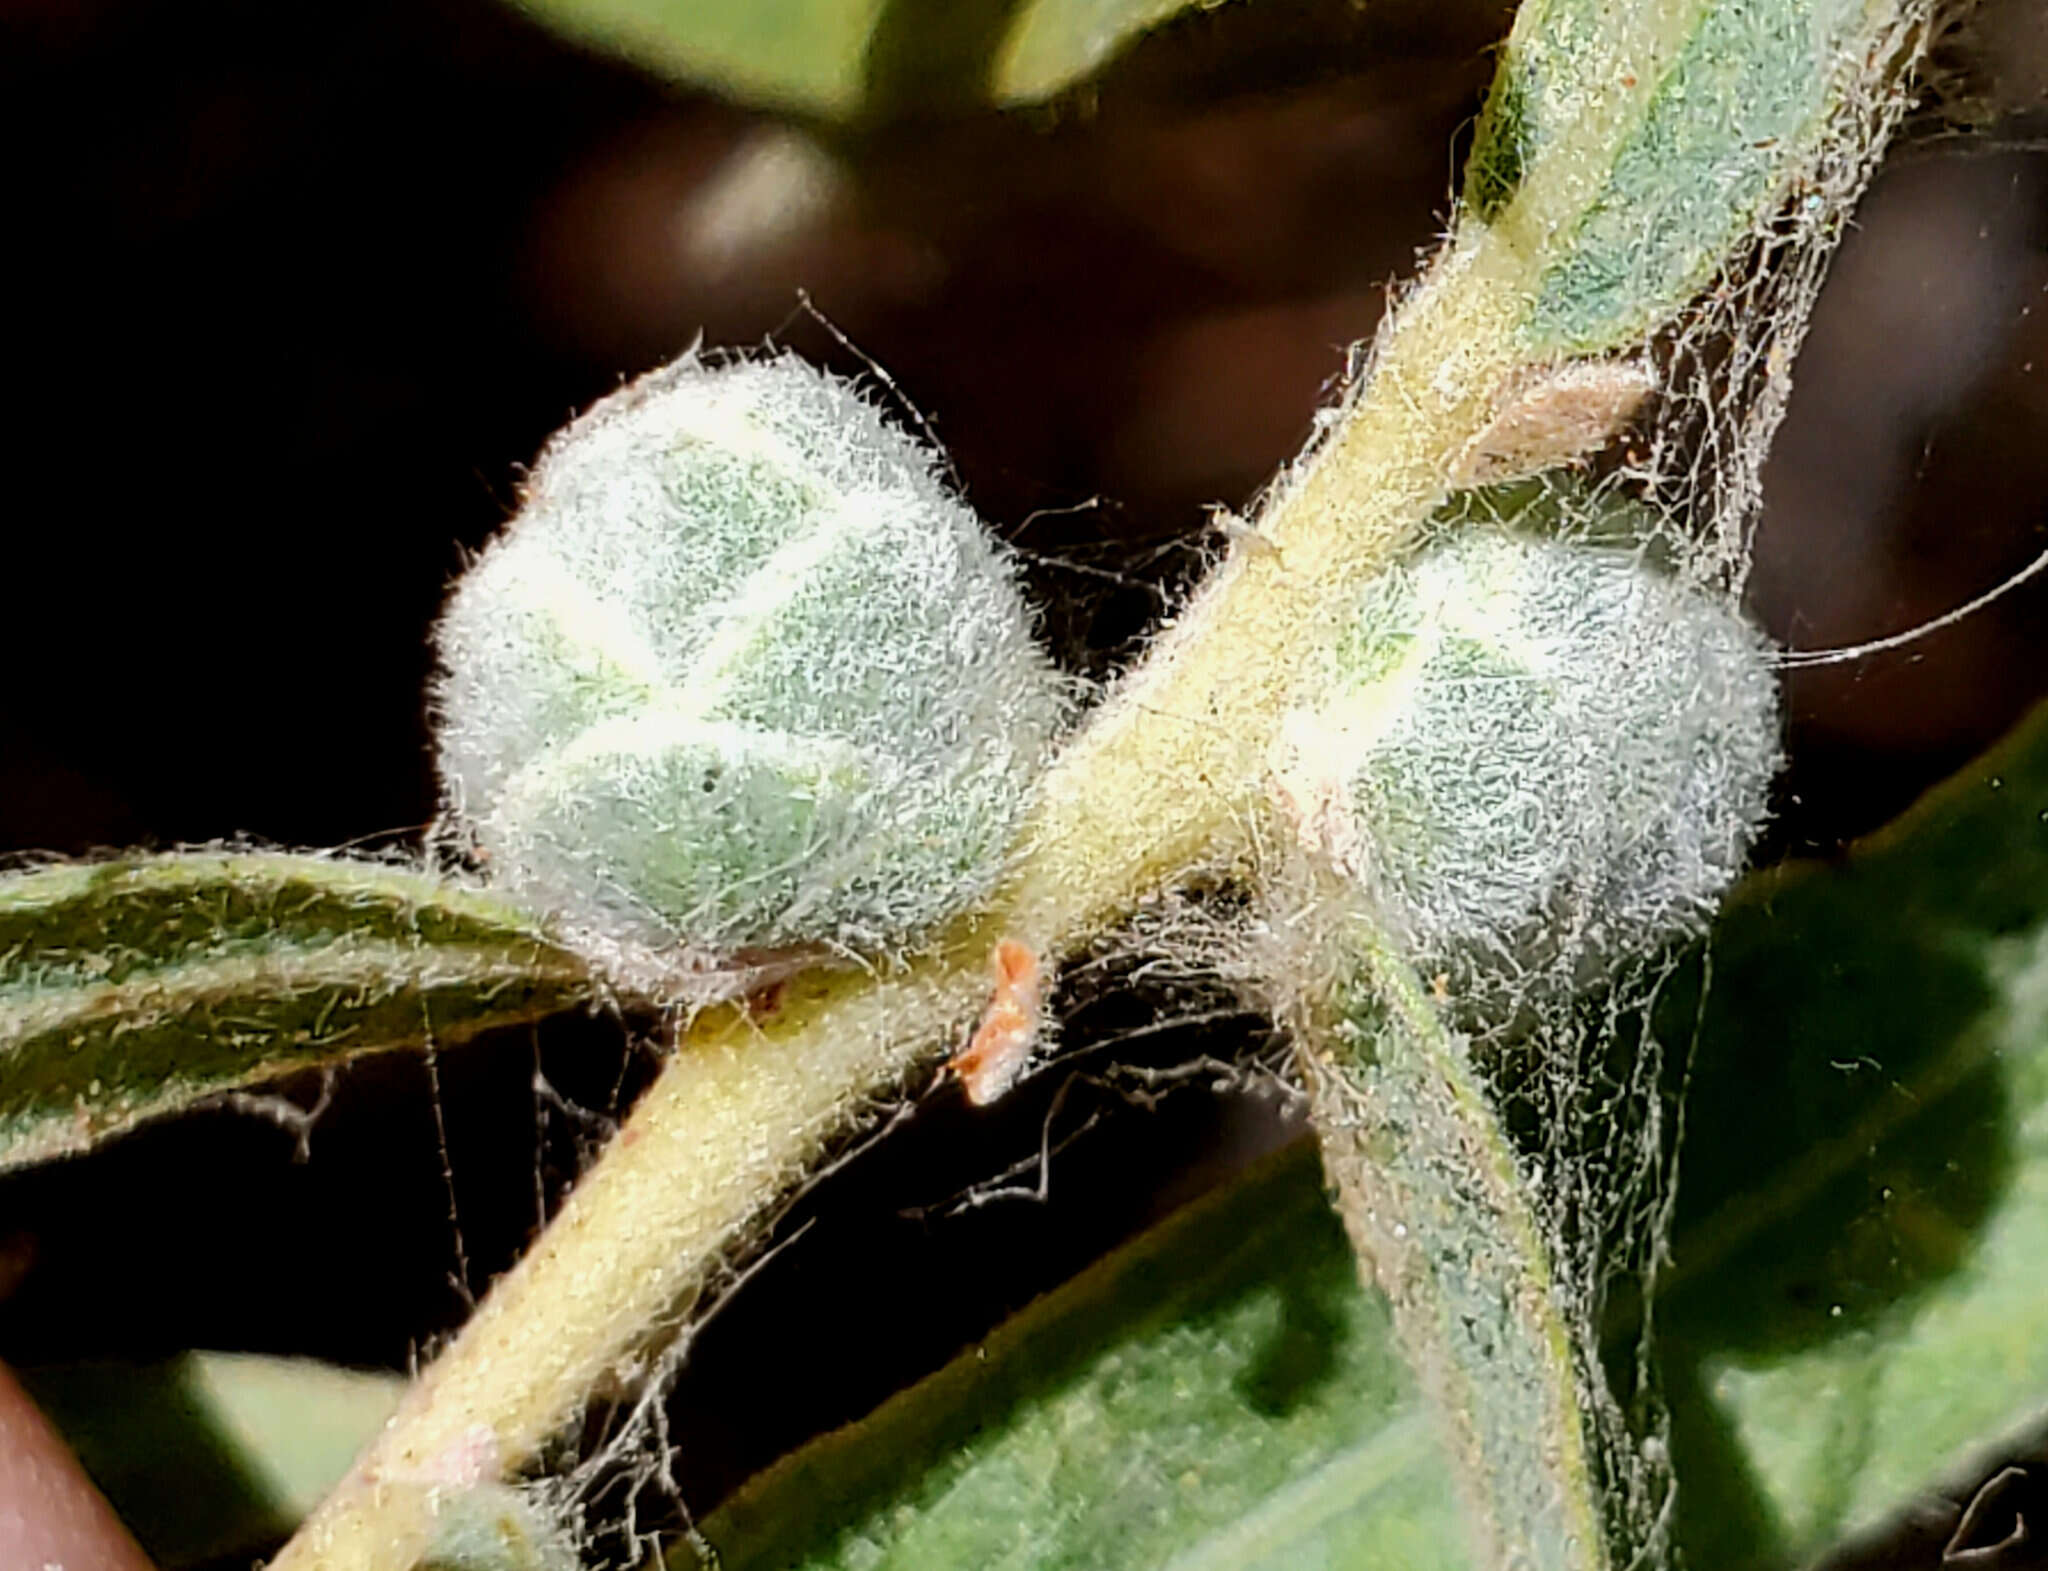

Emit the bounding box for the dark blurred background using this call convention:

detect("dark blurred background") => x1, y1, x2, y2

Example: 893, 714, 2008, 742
0, 0, 2044, 1556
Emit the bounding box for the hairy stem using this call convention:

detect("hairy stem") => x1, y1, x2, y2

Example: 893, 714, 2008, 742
270, 224, 1533, 1571
272, 0, 1934, 1531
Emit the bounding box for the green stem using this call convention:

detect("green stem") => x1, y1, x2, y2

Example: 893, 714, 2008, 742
269, 223, 1531, 1571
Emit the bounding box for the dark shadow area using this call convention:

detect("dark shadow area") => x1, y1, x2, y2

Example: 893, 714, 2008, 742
1231, 1231, 1355, 1419
862, 0, 1031, 116
0, 1006, 657, 1371
1660, 1351, 1791, 1571
22, 1359, 301, 1569
1664, 701, 2048, 1351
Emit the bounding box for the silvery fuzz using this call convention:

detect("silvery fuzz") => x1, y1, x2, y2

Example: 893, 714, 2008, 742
433, 352, 1062, 996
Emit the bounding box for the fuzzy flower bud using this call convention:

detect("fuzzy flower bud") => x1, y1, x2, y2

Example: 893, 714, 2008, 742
431, 352, 1062, 994
1270, 525, 1779, 978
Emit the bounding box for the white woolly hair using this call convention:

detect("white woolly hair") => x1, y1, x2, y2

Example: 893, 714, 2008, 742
1272, 525, 1781, 989
430, 350, 1064, 1000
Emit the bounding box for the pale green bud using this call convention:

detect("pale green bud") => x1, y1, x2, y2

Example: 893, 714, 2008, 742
432, 352, 1062, 993
1271, 526, 1779, 978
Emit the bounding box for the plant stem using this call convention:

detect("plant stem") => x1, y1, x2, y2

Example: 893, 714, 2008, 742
1001, 238, 1529, 946
268, 0, 1934, 1554
267, 947, 992, 1571
269, 227, 1534, 1571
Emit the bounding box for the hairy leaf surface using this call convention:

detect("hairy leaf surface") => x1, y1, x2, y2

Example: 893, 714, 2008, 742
1465, 0, 1901, 351
0, 852, 592, 1170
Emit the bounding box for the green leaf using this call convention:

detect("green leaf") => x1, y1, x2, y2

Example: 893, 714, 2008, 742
504, 0, 889, 118
24, 1353, 402, 1569
686, 1141, 1473, 1571
991, 0, 1236, 104
1303, 939, 1606, 1571
1465, 0, 1901, 351
1657, 696, 2048, 1568
501, 0, 1222, 119
0, 851, 593, 1171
